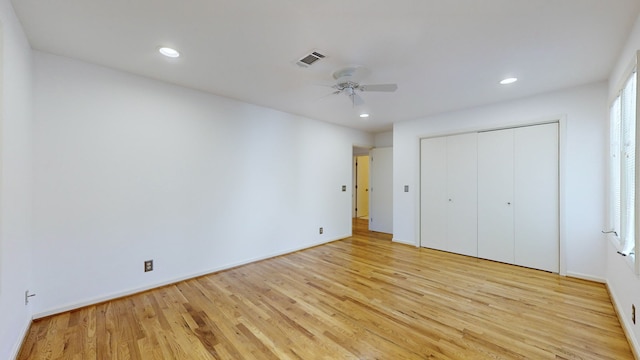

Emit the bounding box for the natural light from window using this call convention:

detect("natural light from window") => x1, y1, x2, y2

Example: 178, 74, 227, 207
609, 65, 638, 269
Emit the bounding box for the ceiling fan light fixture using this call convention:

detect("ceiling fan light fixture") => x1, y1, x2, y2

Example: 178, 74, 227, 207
500, 77, 518, 85
159, 47, 180, 58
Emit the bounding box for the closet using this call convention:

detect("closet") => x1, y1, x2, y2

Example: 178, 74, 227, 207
420, 123, 559, 272
420, 133, 478, 257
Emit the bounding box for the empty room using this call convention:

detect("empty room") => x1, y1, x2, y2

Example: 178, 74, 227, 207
3, 0, 640, 358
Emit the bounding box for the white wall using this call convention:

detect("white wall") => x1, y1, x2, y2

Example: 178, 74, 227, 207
374, 131, 393, 147
0, 0, 34, 358
31, 51, 373, 317
610, 14, 640, 98
606, 12, 640, 356
393, 82, 608, 280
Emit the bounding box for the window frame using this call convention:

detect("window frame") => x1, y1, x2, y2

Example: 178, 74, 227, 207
608, 51, 640, 274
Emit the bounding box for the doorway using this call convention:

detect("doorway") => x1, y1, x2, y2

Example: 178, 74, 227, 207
354, 155, 369, 219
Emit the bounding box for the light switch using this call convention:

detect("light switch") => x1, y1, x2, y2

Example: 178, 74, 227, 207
404, 185, 409, 192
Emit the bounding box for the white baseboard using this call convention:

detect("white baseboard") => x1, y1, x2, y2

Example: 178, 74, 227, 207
565, 271, 606, 283
10, 316, 32, 360
392, 238, 417, 246
33, 235, 348, 319
607, 281, 640, 359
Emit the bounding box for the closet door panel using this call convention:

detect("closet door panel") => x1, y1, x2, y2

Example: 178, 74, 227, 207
446, 133, 478, 257
420, 137, 448, 251
478, 129, 515, 264
514, 123, 559, 272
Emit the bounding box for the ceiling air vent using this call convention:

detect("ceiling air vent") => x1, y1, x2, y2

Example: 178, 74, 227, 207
296, 50, 326, 68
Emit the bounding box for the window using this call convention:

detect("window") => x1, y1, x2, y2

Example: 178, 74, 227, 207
609, 61, 638, 266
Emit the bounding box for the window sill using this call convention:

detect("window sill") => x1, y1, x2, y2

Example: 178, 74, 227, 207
607, 235, 637, 273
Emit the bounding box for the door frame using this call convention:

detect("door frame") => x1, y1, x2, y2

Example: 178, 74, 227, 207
352, 146, 371, 232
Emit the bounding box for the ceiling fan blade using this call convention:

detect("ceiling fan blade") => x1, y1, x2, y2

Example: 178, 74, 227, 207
316, 90, 342, 102
333, 66, 371, 82
359, 84, 398, 92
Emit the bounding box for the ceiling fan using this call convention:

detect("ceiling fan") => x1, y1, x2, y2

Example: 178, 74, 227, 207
328, 66, 398, 106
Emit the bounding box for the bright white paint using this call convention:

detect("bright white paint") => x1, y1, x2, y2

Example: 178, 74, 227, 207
420, 137, 448, 252
445, 134, 478, 257
426, 124, 559, 272
369, 147, 392, 234
0, 0, 34, 358
31, 51, 373, 317
514, 123, 559, 273
9, 0, 640, 132
374, 131, 393, 147
610, 15, 640, 99
396, 82, 607, 279
0, 2, 637, 356
606, 12, 640, 357
478, 129, 515, 264
420, 133, 478, 257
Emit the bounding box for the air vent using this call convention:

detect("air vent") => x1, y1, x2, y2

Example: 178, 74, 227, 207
296, 50, 327, 68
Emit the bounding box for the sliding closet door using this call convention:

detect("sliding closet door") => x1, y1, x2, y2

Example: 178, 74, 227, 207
446, 133, 478, 257
478, 129, 515, 264
420, 137, 447, 252
514, 123, 559, 272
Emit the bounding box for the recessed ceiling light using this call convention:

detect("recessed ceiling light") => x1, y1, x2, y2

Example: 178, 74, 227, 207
159, 47, 180, 58
359, 113, 370, 118
500, 77, 518, 85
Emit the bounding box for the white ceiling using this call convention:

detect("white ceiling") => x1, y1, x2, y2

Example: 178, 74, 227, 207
11, 0, 640, 132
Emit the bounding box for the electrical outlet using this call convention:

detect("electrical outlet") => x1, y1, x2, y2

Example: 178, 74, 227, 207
319, 227, 323, 234
633, 304, 636, 324
144, 260, 153, 272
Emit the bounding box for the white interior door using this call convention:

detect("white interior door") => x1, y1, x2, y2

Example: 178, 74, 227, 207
514, 123, 559, 272
420, 137, 447, 251
369, 147, 393, 234
478, 129, 515, 264
446, 133, 478, 257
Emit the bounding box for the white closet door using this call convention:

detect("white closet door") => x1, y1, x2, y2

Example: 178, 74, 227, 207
420, 137, 447, 251
478, 129, 515, 264
514, 123, 559, 272
446, 133, 478, 257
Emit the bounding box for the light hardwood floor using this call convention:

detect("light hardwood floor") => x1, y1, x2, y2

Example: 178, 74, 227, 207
18, 219, 633, 359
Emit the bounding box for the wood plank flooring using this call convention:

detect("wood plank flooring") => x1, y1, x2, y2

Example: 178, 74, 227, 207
18, 219, 633, 359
